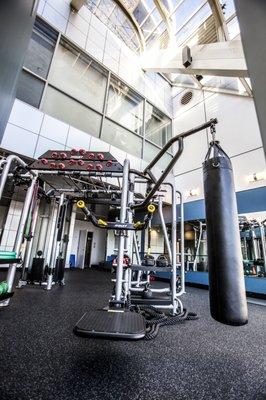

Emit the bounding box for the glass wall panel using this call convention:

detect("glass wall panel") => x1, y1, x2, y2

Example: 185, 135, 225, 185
49, 40, 108, 112
24, 19, 57, 79
143, 141, 172, 170
173, 0, 206, 34
106, 77, 144, 136
16, 70, 45, 108
227, 16, 240, 40
145, 103, 171, 147
102, 118, 142, 158
175, 3, 211, 46
42, 86, 101, 138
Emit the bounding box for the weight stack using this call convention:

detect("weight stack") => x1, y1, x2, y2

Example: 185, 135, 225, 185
203, 141, 248, 326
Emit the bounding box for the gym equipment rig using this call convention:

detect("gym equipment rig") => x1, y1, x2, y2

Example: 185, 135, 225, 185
0, 117, 248, 339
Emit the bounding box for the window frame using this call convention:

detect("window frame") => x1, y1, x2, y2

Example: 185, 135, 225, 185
16, 15, 173, 161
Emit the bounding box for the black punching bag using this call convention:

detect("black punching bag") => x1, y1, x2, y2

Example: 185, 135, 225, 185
203, 141, 248, 326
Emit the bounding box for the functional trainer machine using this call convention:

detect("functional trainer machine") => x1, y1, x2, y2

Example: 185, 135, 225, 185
0, 117, 248, 339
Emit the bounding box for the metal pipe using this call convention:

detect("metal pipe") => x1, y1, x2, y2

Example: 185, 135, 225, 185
143, 118, 218, 173
131, 119, 218, 211
46, 195, 65, 291
50, 194, 65, 269
251, 226, 258, 260
45, 200, 58, 265
130, 280, 149, 285
131, 139, 184, 210
124, 172, 135, 297
133, 232, 142, 286
170, 182, 177, 314
56, 189, 122, 194
30, 170, 124, 177
19, 198, 40, 282
115, 159, 129, 302
259, 223, 266, 272
193, 221, 203, 271
2, 175, 38, 305
158, 196, 172, 263
176, 190, 185, 298
130, 287, 170, 293
0, 155, 28, 200
36, 203, 51, 255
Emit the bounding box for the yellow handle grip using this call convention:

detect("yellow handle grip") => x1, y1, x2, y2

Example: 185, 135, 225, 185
147, 204, 156, 213
77, 200, 85, 208
134, 221, 144, 229
98, 218, 108, 227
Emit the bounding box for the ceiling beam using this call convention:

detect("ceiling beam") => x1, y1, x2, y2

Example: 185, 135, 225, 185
153, 0, 174, 46
172, 83, 250, 97
207, 0, 229, 41
142, 40, 248, 77
113, 0, 146, 51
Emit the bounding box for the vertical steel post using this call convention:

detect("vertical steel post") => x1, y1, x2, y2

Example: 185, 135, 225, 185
49, 193, 65, 269
260, 222, 266, 273
45, 194, 65, 290
133, 232, 142, 286
18, 199, 40, 283
44, 199, 57, 262
158, 196, 172, 263
2, 175, 38, 305
124, 172, 135, 297
115, 159, 129, 303
193, 221, 203, 271
176, 190, 185, 298
251, 226, 258, 260
170, 182, 177, 314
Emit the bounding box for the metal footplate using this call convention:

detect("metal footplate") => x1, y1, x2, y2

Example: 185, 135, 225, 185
73, 309, 146, 340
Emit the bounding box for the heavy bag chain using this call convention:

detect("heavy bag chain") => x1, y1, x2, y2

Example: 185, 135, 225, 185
209, 123, 220, 168
205, 125, 231, 169
210, 122, 216, 143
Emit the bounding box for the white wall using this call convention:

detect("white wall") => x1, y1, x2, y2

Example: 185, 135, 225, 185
144, 228, 164, 256
2, 99, 158, 177
0, 200, 23, 252
173, 89, 266, 203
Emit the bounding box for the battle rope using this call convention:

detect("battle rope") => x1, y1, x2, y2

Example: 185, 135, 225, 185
131, 305, 198, 340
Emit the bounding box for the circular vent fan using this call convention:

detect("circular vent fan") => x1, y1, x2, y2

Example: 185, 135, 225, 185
180, 91, 193, 105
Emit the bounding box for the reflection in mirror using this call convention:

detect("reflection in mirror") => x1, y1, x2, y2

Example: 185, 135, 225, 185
181, 211, 266, 278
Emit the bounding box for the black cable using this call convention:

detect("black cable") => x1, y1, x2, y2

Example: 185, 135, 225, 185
131, 305, 198, 340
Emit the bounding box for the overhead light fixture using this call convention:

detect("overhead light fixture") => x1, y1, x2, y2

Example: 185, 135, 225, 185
186, 188, 200, 197
247, 171, 266, 183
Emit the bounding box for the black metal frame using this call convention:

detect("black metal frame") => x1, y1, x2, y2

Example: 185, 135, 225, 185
131, 118, 218, 210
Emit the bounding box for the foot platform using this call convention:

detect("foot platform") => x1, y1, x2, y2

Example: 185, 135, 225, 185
73, 309, 146, 340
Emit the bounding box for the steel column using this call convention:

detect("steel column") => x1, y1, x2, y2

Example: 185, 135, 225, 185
2, 175, 38, 305
115, 159, 129, 302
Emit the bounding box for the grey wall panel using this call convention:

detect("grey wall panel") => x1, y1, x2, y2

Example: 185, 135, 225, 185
0, 0, 39, 139
235, 0, 266, 156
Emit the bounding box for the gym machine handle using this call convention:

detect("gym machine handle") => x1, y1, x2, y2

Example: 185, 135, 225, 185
76, 200, 156, 231
131, 118, 218, 210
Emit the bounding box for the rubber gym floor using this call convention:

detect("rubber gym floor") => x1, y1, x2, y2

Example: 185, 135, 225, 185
0, 268, 265, 400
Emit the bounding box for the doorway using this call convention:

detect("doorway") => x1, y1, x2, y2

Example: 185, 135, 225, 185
84, 231, 93, 268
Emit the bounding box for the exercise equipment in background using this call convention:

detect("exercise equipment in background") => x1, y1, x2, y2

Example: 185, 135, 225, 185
0, 117, 250, 339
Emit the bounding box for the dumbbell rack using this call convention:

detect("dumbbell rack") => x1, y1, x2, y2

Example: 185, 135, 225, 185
29, 149, 123, 174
